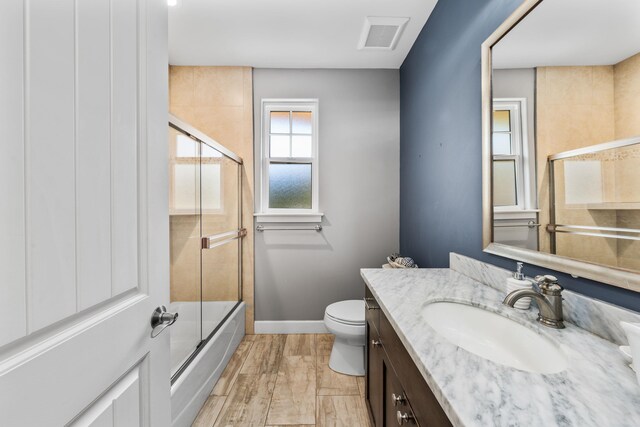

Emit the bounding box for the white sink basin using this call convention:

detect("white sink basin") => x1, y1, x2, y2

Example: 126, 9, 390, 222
423, 302, 567, 374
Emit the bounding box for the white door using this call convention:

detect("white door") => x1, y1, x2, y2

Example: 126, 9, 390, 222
0, 0, 170, 425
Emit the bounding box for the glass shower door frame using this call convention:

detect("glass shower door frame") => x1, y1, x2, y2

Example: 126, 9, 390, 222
169, 114, 245, 384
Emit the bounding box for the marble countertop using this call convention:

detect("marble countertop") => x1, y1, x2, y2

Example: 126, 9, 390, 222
361, 268, 640, 427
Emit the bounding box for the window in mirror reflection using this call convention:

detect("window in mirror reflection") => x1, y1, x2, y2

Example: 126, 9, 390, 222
493, 110, 511, 131
492, 109, 512, 154
493, 160, 518, 206
492, 101, 528, 210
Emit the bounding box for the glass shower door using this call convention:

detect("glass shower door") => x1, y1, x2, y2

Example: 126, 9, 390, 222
200, 143, 242, 339
168, 126, 202, 377
168, 116, 245, 381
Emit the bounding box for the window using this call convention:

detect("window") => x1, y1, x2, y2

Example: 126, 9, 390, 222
257, 99, 322, 222
492, 99, 533, 211
169, 129, 224, 215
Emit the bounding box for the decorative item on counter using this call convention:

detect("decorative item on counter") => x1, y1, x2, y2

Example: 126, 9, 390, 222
385, 253, 419, 269
506, 262, 532, 310
621, 322, 640, 383
386, 253, 400, 265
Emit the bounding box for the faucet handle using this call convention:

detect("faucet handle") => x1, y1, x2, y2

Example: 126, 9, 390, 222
534, 275, 563, 295
534, 274, 557, 284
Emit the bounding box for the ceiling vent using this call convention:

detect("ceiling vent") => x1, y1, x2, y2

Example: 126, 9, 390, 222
358, 17, 410, 50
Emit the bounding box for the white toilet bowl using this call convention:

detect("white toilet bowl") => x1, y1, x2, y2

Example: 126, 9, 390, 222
324, 300, 365, 376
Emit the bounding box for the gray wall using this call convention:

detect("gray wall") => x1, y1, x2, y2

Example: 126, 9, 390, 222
492, 67, 536, 175
492, 68, 538, 250
253, 69, 400, 321
399, 0, 640, 312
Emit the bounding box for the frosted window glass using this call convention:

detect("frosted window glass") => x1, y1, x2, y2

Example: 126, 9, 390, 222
492, 133, 511, 155
292, 112, 312, 134
269, 163, 312, 209
270, 135, 290, 157
563, 160, 603, 205
201, 164, 221, 211
493, 160, 517, 206
494, 110, 510, 132
174, 164, 198, 210
176, 134, 198, 157
292, 135, 312, 157
270, 111, 290, 134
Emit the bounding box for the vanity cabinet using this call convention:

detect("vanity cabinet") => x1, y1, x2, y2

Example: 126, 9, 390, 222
365, 286, 452, 427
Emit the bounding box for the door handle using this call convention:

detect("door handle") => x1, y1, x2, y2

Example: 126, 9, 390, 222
150, 306, 179, 338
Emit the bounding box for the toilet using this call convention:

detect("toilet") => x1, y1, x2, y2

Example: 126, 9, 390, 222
324, 299, 366, 376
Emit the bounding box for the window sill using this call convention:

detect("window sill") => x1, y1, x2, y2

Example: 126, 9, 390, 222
254, 212, 324, 223
494, 209, 539, 220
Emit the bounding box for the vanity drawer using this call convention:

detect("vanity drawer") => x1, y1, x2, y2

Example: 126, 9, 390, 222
380, 310, 452, 427
365, 286, 380, 333
384, 357, 418, 426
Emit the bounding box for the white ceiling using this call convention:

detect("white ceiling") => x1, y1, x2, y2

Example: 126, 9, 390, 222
168, 0, 438, 69
493, 0, 640, 69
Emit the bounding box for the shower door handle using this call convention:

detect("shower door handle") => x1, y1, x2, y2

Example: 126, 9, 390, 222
150, 306, 179, 338
202, 228, 247, 249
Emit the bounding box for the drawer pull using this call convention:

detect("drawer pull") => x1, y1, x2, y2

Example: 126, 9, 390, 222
371, 339, 382, 348
364, 297, 379, 310
397, 410, 415, 425
392, 393, 406, 406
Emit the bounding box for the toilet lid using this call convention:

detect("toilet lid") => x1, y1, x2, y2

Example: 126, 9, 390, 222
325, 300, 365, 325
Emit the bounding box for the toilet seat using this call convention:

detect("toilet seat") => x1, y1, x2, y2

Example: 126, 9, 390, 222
325, 312, 364, 326
325, 300, 365, 325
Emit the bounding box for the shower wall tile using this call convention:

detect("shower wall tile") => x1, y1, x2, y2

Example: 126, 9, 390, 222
169, 66, 195, 106
536, 65, 616, 257
169, 66, 255, 333
193, 67, 244, 107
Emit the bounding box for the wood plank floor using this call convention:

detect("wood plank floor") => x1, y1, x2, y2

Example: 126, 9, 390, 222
192, 334, 371, 427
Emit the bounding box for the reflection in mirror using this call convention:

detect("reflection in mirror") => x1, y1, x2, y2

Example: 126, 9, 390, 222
489, 0, 640, 272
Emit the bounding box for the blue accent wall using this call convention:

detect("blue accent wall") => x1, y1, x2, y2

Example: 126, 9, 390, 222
399, 0, 640, 312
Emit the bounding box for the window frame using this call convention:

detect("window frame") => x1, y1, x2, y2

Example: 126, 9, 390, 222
169, 133, 225, 216
256, 99, 323, 223
492, 98, 535, 213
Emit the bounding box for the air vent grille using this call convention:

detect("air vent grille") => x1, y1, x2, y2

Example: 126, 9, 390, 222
358, 17, 410, 50
365, 25, 400, 48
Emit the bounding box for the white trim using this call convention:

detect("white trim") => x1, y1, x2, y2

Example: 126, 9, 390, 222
254, 320, 328, 334
494, 210, 538, 220
493, 98, 536, 211
254, 212, 324, 223
259, 99, 320, 219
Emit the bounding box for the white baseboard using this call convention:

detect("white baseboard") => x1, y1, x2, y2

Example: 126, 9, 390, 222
254, 320, 328, 334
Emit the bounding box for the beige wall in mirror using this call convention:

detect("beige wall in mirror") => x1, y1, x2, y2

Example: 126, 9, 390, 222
482, 0, 640, 290
536, 55, 640, 270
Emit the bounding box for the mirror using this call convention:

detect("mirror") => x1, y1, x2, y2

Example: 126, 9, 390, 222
482, 0, 640, 291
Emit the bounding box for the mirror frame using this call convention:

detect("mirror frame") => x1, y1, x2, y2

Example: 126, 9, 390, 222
481, 0, 640, 293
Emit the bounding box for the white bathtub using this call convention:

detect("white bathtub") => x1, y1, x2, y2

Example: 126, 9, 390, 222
169, 301, 245, 427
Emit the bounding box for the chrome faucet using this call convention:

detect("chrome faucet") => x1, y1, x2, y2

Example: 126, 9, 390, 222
503, 275, 565, 329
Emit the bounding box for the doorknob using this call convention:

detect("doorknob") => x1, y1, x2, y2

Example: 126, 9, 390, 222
150, 306, 178, 338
